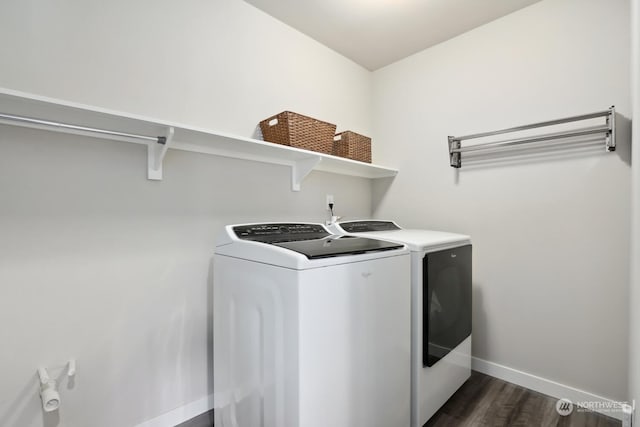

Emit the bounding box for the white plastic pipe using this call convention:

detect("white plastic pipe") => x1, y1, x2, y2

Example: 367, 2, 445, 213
37, 368, 50, 384
39, 381, 60, 413
37, 367, 60, 412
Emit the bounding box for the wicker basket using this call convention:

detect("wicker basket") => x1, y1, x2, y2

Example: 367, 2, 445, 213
332, 131, 372, 163
259, 111, 336, 154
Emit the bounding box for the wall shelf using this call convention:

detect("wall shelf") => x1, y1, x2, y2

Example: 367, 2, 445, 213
0, 88, 398, 191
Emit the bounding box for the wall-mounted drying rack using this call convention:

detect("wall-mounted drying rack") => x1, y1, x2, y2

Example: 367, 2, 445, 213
448, 107, 616, 168
0, 88, 398, 191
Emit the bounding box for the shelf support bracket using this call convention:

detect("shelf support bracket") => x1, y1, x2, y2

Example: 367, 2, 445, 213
605, 106, 616, 152
147, 126, 174, 180
291, 157, 321, 191
448, 136, 461, 168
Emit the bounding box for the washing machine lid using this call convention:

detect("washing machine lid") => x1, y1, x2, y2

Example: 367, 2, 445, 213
273, 236, 402, 259
231, 223, 403, 259
332, 220, 470, 251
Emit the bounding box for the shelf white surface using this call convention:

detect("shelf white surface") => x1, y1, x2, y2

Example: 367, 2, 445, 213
0, 88, 398, 191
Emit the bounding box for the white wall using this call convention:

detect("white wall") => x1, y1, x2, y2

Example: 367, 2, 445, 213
630, 0, 640, 418
1, 0, 635, 425
0, 1, 373, 426
0, 0, 372, 137
372, 0, 631, 402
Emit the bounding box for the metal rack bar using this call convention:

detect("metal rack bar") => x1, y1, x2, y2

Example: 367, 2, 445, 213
0, 112, 166, 145
451, 126, 610, 154
448, 106, 616, 168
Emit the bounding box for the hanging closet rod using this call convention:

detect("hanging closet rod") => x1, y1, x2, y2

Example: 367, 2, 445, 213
0, 112, 167, 145
448, 106, 615, 168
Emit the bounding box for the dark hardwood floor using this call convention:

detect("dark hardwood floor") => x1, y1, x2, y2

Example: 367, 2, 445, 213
426, 371, 620, 427
175, 409, 213, 427
176, 371, 621, 427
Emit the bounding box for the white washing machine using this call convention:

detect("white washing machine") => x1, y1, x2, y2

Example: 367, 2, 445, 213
329, 220, 472, 427
213, 222, 411, 427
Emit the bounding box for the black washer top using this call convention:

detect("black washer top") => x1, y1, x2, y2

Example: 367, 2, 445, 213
233, 223, 403, 259
339, 221, 401, 233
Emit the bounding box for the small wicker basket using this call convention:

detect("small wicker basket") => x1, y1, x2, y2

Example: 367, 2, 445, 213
259, 111, 336, 155
333, 131, 372, 163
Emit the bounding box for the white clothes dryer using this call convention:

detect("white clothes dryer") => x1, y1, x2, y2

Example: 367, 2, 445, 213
329, 220, 472, 427
214, 222, 411, 427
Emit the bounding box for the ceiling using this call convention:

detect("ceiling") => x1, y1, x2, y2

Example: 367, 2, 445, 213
243, 0, 542, 70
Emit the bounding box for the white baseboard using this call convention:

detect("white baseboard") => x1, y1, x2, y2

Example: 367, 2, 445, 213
133, 394, 214, 427
472, 356, 625, 421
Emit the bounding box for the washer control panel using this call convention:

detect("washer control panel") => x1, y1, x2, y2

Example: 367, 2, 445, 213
233, 223, 330, 243
339, 221, 401, 233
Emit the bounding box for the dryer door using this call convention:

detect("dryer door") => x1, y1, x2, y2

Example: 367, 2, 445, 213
423, 245, 472, 367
